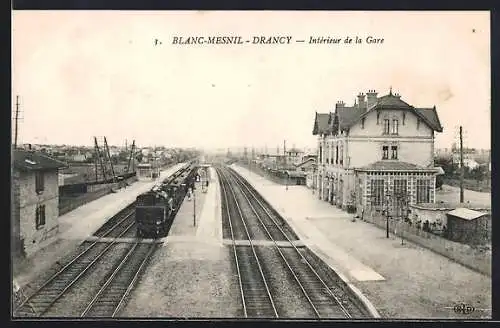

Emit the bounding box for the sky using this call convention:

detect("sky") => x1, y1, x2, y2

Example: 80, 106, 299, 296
12, 11, 490, 150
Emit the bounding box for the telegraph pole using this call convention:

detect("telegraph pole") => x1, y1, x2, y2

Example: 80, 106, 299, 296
193, 180, 197, 227
284, 140, 288, 190
14, 95, 20, 149
459, 126, 464, 203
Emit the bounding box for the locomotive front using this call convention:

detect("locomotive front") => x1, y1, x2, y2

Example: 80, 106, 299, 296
135, 189, 170, 238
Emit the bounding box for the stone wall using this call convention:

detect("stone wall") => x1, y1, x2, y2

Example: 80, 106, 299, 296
410, 203, 491, 227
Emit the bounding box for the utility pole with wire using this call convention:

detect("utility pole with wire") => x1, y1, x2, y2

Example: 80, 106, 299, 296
14, 95, 21, 149
459, 126, 464, 203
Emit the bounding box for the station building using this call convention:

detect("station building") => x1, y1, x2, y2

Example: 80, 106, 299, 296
11, 149, 67, 257
136, 161, 161, 181
312, 89, 443, 216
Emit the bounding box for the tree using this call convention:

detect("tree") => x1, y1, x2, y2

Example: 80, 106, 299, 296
436, 175, 444, 190
434, 156, 457, 178
470, 165, 487, 186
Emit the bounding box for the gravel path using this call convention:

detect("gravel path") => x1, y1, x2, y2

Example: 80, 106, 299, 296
436, 185, 491, 207
120, 242, 240, 318
313, 217, 491, 319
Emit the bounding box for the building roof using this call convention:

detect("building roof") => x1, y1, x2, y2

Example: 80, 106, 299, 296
356, 93, 443, 132
13, 149, 67, 172
447, 208, 488, 221
414, 107, 443, 132
374, 94, 412, 108
434, 166, 445, 175
355, 160, 438, 172
336, 105, 366, 130
312, 91, 443, 136
295, 158, 316, 168
284, 170, 307, 178
312, 112, 331, 135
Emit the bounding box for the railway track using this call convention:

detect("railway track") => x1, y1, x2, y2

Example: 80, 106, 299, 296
81, 242, 158, 317
218, 167, 278, 318
14, 209, 151, 317
218, 165, 353, 319
14, 163, 197, 318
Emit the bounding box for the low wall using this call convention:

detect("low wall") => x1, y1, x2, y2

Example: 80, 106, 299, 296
58, 176, 138, 216
410, 203, 491, 227
364, 211, 491, 276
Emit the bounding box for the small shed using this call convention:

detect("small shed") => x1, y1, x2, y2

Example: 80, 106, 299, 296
284, 170, 307, 185
136, 162, 161, 180
446, 208, 490, 245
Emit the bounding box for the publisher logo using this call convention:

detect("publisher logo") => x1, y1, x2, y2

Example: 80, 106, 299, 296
453, 303, 475, 315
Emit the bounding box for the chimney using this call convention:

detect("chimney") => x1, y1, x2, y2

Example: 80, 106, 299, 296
366, 89, 378, 109
394, 92, 401, 99
357, 93, 366, 109
28, 144, 32, 150
335, 101, 345, 110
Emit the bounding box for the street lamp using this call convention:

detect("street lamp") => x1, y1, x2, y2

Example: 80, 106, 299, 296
384, 191, 392, 239
286, 171, 289, 191
193, 186, 196, 227
312, 165, 316, 195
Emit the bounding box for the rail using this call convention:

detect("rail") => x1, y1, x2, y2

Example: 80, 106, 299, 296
15, 215, 136, 317
218, 169, 248, 317
217, 167, 278, 318
81, 242, 158, 317
226, 166, 352, 318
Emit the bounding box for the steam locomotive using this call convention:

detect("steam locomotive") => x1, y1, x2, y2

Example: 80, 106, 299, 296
135, 163, 198, 238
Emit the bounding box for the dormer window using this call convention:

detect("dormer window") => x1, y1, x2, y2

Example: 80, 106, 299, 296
383, 119, 390, 135
361, 118, 365, 129
391, 119, 399, 135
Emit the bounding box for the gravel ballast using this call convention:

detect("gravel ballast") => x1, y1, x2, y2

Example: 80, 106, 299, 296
120, 242, 240, 318
44, 242, 132, 317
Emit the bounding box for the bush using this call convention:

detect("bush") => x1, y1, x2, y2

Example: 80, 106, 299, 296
346, 205, 356, 214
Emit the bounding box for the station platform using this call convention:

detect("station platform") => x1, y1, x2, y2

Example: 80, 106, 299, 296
13, 163, 186, 290
165, 166, 222, 246
231, 164, 491, 319
121, 165, 240, 317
